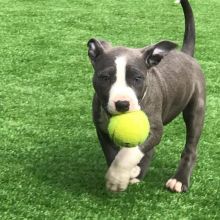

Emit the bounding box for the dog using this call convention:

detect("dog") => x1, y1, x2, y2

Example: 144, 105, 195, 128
87, 0, 205, 193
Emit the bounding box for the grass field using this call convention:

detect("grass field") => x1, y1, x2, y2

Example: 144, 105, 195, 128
0, 0, 220, 219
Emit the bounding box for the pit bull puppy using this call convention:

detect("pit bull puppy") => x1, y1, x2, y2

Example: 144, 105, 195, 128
87, 0, 205, 192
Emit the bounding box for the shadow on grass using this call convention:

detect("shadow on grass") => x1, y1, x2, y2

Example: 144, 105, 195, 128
26, 141, 107, 196
26, 136, 174, 200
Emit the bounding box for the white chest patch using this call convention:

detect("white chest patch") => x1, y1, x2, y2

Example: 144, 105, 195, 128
107, 56, 140, 114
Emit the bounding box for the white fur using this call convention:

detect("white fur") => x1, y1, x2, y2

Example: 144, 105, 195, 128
166, 178, 183, 192
90, 42, 96, 50
107, 56, 140, 114
114, 56, 127, 84
175, 0, 181, 4
130, 178, 140, 184
153, 48, 164, 55
105, 146, 144, 192
130, 166, 141, 178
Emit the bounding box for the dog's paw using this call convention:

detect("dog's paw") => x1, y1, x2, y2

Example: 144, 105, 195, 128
105, 147, 144, 192
105, 166, 130, 192
130, 166, 141, 179
165, 178, 188, 192
129, 178, 140, 185
129, 166, 141, 185
105, 165, 141, 192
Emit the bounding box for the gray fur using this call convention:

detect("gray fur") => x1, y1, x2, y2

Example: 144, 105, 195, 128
88, 0, 205, 192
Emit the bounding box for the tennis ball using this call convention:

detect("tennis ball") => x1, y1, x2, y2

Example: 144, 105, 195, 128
108, 110, 150, 147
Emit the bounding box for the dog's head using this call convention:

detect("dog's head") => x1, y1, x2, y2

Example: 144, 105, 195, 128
87, 38, 177, 115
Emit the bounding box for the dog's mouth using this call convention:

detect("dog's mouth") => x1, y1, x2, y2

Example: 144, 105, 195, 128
104, 108, 118, 117
105, 106, 141, 117
102, 105, 124, 116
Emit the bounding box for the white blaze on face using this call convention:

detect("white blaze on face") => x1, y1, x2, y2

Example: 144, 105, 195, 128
107, 56, 140, 114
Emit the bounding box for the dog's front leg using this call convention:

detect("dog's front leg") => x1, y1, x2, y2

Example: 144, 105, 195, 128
96, 128, 141, 191
96, 129, 119, 167
106, 115, 163, 192
134, 117, 163, 183
105, 146, 144, 192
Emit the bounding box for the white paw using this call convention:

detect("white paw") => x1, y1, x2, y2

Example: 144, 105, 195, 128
129, 166, 141, 185
105, 147, 144, 192
129, 178, 140, 185
105, 166, 141, 191
105, 165, 131, 192
166, 178, 183, 192
130, 166, 141, 179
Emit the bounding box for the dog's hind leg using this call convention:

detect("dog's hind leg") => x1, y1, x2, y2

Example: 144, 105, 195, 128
166, 87, 205, 192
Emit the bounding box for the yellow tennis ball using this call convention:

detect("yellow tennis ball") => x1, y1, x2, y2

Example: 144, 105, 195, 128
108, 110, 150, 147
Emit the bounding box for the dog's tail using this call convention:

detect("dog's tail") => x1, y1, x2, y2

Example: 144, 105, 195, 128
176, 0, 195, 57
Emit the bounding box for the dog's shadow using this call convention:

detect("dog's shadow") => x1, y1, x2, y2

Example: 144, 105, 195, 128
26, 136, 109, 197
26, 137, 174, 199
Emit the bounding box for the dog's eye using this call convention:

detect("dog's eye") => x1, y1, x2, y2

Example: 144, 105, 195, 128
98, 73, 110, 81
134, 76, 144, 84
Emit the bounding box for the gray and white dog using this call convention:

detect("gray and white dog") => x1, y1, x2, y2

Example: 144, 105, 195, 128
87, 0, 205, 192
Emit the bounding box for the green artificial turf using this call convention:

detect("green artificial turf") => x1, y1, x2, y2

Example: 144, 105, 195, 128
0, 0, 219, 219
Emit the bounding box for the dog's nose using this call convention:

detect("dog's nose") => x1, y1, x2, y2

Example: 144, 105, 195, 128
115, 101, 130, 112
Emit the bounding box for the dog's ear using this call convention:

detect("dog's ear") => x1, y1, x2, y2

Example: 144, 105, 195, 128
142, 41, 178, 68
87, 38, 111, 61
